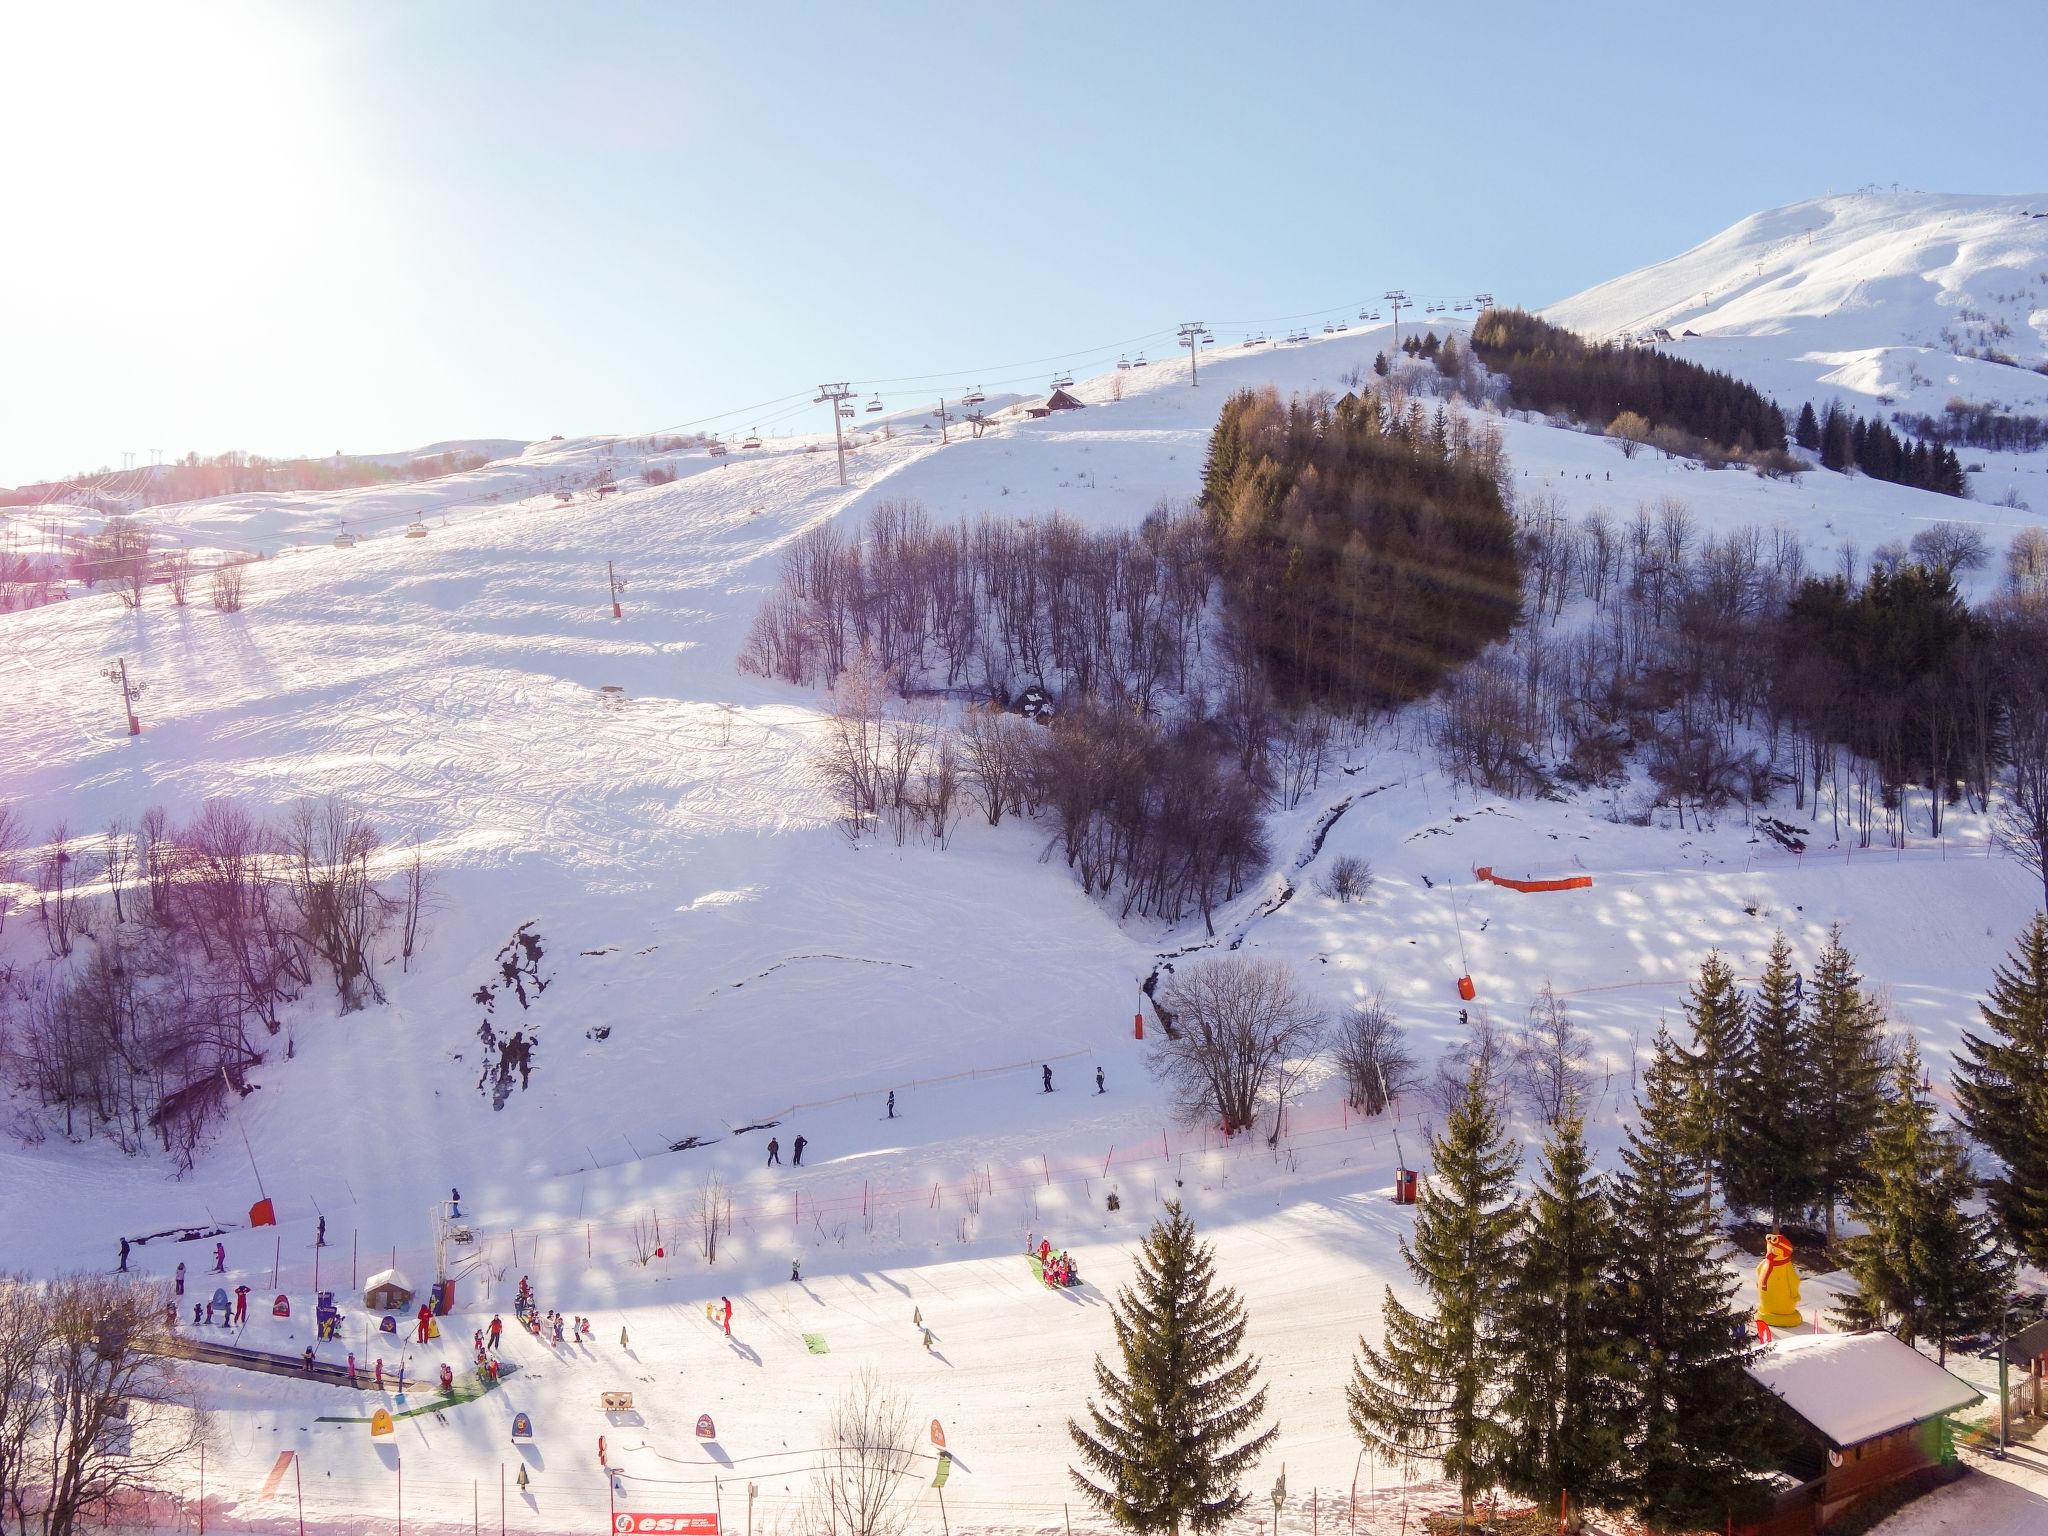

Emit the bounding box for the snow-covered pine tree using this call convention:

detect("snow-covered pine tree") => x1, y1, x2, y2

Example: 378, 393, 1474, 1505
1347, 1060, 1520, 1517
1952, 913, 2048, 1268
1676, 950, 1750, 1211
1725, 933, 1822, 1228
1608, 1028, 1771, 1531
1068, 1202, 1276, 1536
1803, 925, 1890, 1245
1840, 1038, 2003, 1363
1497, 1097, 1627, 1521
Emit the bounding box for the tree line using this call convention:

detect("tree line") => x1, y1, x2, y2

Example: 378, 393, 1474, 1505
1793, 402, 1967, 497
1893, 400, 2048, 456
1, 446, 494, 510
0, 797, 423, 1167
1471, 309, 1789, 461
1200, 386, 1521, 710
1445, 494, 2048, 903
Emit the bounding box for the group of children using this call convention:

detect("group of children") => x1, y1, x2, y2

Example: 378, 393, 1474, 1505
1033, 1236, 1080, 1288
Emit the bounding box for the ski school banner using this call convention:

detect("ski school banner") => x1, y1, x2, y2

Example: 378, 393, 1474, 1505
612, 1518, 717, 1536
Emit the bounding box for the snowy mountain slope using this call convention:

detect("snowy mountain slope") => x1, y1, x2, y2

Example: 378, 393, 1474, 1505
1546, 192, 2048, 520
3, 310, 2044, 1530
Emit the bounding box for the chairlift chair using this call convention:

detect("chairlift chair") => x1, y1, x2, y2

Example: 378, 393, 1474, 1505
1131, 353, 1147, 367
838, 406, 855, 419
1336, 322, 1349, 331
1117, 354, 1130, 370
333, 532, 358, 549
404, 520, 428, 539
741, 431, 762, 449
708, 441, 728, 457
866, 395, 883, 413
964, 385, 986, 404
1322, 322, 1334, 334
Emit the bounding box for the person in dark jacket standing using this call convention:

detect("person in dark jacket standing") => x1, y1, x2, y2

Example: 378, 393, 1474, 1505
766, 1137, 781, 1166
792, 1135, 807, 1166
886, 1090, 895, 1119
317, 1216, 327, 1247
175, 1262, 186, 1296
118, 1237, 130, 1272
1042, 1064, 1053, 1094
1096, 1067, 1105, 1094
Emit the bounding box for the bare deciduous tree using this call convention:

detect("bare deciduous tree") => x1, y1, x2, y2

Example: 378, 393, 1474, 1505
1317, 854, 1373, 904
1151, 957, 1325, 1136
1426, 1010, 1511, 1117
35, 824, 85, 959
1514, 982, 1590, 1129
400, 830, 432, 971
0, 803, 21, 936
162, 549, 194, 606
1908, 521, 1990, 577
1335, 993, 1417, 1115
806, 1368, 917, 1536
696, 1171, 728, 1265
208, 562, 246, 613
100, 819, 134, 927
0, 1272, 204, 1536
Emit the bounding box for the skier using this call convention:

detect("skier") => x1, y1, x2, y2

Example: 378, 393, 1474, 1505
302, 1346, 316, 1375
792, 1135, 807, 1166
1042, 1064, 1053, 1094
766, 1137, 781, 1166
720, 1296, 732, 1336
417, 1304, 432, 1344
886, 1090, 895, 1119
347, 1353, 359, 1387
192, 1302, 203, 1325
175, 1261, 186, 1296
213, 1242, 226, 1273
1096, 1067, 1105, 1095
317, 1216, 327, 1248
1458, 1008, 1468, 1026
474, 1328, 484, 1355
205, 1300, 215, 1326
118, 1237, 130, 1272
790, 1258, 802, 1283
234, 1285, 249, 1325
488, 1314, 504, 1350
450, 1187, 462, 1217
374, 1357, 385, 1391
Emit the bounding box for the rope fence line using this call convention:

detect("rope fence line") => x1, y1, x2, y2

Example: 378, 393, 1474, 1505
97, 1456, 1471, 1536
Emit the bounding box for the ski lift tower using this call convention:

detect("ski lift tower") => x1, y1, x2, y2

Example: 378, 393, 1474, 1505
430, 1197, 482, 1294
814, 383, 855, 486
1383, 289, 1409, 354
1177, 321, 1207, 387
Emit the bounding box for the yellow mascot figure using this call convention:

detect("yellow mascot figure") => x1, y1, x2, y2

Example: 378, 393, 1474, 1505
1756, 1232, 1803, 1331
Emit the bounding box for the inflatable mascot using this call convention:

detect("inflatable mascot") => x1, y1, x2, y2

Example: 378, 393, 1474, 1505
1755, 1231, 1803, 1331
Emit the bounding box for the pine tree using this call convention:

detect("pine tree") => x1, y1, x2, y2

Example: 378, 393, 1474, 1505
1348, 1061, 1520, 1516
1952, 913, 2048, 1268
1803, 926, 1891, 1245
1724, 934, 1822, 1227
1840, 1039, 2003, 1362
1069, 1203, 1277, 1535
1497, 1099, 1627, 1519
1372, 351, 1391, 378
1794, 402, 1821, 452
1608, 1029, 1771, 1530
1676, 951, 1750, 1211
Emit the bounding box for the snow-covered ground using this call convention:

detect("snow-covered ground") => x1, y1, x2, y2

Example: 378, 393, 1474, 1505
5, 201, 2048, 1533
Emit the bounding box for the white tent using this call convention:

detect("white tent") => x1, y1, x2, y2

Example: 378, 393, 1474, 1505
1746, 1331, 1980, 1448
362, 1268, 415, 1310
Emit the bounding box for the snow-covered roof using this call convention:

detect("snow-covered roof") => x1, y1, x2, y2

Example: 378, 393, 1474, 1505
363, 1267, 413, 1293
1746, 1331, 1980, 1448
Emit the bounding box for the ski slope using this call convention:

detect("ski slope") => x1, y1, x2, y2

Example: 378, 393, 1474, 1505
3, 245, 2046, 1531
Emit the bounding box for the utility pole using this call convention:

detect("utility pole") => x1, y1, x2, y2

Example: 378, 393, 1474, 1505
934, 398, 952, 445
1177, 321, 1207, 386
607, 561, 625, 620
1383, 290, 1408, 354
814, 383, 854, 485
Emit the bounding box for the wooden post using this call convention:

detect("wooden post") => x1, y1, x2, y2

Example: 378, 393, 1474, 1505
352, 1229, 358, 1287
500, 1463, 506, 1535
937, 1484, 949, 1536
295, 1450, 305, 1536
271, 1234, 280, 1288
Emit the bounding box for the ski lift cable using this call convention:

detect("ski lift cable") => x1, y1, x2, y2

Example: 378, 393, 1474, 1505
848, 327, 1180, 389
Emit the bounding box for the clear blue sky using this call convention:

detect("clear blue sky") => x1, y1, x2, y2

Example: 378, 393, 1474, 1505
3, 0, 2043, 486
